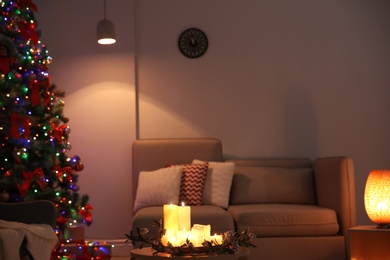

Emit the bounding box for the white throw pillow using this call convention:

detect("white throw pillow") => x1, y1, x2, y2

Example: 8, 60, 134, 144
192, 159, 235, 208
133, 166, 182, 212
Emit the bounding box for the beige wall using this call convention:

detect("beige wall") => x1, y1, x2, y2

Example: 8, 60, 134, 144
35, 0, 390, 239
35, 1, 136, 239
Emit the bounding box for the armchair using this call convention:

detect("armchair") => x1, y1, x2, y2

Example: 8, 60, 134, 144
0, 200, 58, 259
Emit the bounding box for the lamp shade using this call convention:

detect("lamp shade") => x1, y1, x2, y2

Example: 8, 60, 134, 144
364, 170, 390, 228
97, 19, 116, 45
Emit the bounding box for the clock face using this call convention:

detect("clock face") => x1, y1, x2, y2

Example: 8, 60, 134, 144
178, 28, 208, 59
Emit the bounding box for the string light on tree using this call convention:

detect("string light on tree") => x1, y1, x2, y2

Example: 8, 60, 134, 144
0, 0, 92, 236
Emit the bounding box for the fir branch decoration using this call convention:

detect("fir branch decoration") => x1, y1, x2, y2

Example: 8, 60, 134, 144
125, 219, 256, 257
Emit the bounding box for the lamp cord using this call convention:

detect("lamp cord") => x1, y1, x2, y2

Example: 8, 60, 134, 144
104, 0, 107, 20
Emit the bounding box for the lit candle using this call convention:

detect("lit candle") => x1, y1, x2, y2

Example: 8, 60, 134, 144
188, 231, 201, 247
163, 204, 178, 235
161, 229, 172, 246
204, 225, 211, 240
178, 202, 191, 232
168, 236, 180, 247
176, 229, 190, 245
212, 233, 223, 245
161, 229, 180, 247
191, 224, 211, 246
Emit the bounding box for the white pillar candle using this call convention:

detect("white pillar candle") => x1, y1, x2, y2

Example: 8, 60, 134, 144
191, 224, 211, 246
178, 202, 191, 232
163, 204, 178, 235
191, 224, 204, 239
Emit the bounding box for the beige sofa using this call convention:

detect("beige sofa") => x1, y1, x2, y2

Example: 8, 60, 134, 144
131, 138, 356, 260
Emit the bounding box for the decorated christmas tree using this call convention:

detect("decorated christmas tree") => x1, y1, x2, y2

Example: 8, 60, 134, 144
0, 0, 92, 232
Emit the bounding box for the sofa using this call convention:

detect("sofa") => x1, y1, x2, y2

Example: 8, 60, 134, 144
131, 138, 356, 260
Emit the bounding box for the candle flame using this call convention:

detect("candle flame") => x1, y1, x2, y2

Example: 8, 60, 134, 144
181, 202, 185, 207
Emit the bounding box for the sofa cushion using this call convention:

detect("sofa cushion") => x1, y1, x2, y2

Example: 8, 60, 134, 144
133, 166, 182, 212
228, 204, 339, 237
230, 166, 316, 205
174, 163, 208, 206
132, 205, 235, 238
193, 160, 235, 208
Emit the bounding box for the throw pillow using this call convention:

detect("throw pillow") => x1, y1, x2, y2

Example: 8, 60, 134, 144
175, 163, 208, 206
192, 159, 235, 208
133, 166, 182, 212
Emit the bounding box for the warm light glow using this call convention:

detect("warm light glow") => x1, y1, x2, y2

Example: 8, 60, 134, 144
162, 204, 224, 247
364, 170, 390, 227
163, 204, 179, 235
97, 38, 116, 45
178, 202, 191, 232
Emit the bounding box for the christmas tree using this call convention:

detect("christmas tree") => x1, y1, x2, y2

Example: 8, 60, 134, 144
0, 0, 92, 232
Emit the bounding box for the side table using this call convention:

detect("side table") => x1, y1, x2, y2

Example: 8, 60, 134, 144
348, 225, 390, 260
130, 247, 249, 260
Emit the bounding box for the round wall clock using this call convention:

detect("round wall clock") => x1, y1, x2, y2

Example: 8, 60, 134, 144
178, 28, 208, 59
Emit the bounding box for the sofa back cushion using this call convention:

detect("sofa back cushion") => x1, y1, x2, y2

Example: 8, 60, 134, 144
228, 159, 316, 205
132, 138, 223, 212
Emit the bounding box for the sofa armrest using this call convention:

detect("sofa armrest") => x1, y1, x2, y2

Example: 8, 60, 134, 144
313, 157, 356, 237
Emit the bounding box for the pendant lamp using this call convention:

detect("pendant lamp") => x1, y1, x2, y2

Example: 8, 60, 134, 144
97, 0, 116, 45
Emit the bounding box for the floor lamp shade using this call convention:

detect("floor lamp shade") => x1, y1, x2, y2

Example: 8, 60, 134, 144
97, 19, 116, 45
364, 170, 390, 228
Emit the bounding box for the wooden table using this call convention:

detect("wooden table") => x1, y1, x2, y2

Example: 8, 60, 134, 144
348, 225, 390, 260
130, 247, 249, 260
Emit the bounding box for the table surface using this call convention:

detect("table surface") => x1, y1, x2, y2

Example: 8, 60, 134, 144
349, 225, 390, 232
130, 247, 249, 259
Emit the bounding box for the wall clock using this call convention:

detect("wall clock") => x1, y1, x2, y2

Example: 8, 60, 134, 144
178, 28, 208, 59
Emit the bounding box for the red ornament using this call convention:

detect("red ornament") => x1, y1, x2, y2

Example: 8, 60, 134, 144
79, 204, 93, 226
74, 163, 84, 172
57, 215, 68, 225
